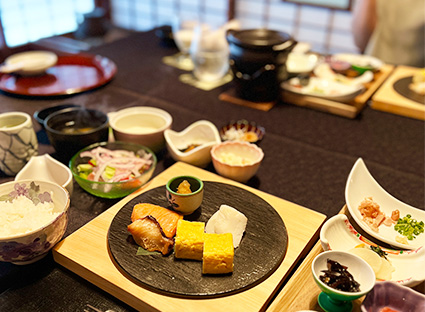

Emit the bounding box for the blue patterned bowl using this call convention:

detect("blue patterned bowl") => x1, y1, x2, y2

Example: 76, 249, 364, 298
0, 180, 70, 265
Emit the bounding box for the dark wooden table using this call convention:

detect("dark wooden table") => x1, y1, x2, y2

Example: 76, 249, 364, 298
0, 30, 424, 312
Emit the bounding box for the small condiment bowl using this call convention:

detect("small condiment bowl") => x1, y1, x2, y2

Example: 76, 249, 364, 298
211, 141, 264, 183
219, 120, 265, 144
108, 106, 173, 154
44, 107, 109, 163
166, 176, 204, 215
0, 180, 70, 265
164, 120, 221, 168
312, 250, 376, 312
15, 154, 73, 196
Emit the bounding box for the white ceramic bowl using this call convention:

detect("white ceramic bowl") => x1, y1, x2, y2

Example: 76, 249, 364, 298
0, 180, 70, 265
108, 106, 173, 153
345, 158, 425, 250
312, 250, 376, 311
15, 154, 73, 196
287, 52, 319, 74
3, 51, 58, 76
164, 120, 221, 168
211, 141, 264, 183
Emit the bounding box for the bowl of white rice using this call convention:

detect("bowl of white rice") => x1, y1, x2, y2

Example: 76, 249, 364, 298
0, 180, 70, 265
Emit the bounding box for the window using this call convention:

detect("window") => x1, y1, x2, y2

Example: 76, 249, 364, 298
0, 0, 95, 48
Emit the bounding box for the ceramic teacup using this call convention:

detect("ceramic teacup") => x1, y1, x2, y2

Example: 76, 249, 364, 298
166, 176, 204, 215
0, 112, 38, 176
108, 106, 172, 154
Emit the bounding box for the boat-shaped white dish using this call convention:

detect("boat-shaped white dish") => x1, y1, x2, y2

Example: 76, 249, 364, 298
281, 76, 364, 102
15, 154, 73, 196
164, 120, 221, 168
321, 214, 425, 287
345, 158, 425, 249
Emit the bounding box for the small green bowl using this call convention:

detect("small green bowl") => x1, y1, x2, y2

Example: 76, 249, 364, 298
69, 141, 157, 199
312, 250, 376, 312
166, 176, 204, 215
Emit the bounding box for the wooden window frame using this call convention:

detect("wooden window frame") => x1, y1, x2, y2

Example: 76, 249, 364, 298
283, 0, 352, 11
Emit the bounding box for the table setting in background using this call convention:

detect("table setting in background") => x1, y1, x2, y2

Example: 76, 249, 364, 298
0, 22, 424, 312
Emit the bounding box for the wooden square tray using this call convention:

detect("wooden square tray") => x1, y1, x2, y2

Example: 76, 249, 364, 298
53, 162, 326, 312
371, 65, 425, 120
283, 64, 394, 119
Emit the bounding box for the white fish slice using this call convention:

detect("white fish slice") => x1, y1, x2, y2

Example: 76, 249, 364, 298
205, 204, 248, 248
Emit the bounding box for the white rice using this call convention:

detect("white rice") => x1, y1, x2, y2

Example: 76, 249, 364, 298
0, 195, 59, 237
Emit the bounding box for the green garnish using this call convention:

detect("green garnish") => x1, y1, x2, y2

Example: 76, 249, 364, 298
370, 246, 388, 260
394, 214, 424, 240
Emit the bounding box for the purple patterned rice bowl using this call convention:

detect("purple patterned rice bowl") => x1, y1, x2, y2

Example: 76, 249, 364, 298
0, 180, 70, 265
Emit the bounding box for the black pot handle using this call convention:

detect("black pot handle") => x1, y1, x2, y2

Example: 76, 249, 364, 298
230, 60, 276, 81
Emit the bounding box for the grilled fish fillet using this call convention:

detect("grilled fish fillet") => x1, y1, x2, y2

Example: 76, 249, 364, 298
127, 216, 174, 256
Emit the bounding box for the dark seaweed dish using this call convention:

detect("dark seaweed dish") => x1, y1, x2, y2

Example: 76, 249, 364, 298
320, 259, 360, 292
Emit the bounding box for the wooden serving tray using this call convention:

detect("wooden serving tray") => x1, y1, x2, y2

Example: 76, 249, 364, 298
283, 64, 394, 119
371, 65, 425, 120
53, 162, 326, 312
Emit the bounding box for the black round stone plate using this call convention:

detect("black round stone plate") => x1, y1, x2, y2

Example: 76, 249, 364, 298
108, 181, 288, 298
393, 76, 425, 105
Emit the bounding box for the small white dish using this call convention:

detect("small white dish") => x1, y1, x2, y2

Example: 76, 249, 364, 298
320, 214, 425, 287
15, 154, 73, 196
108, 106, 173, 153
345, 158, 425, 249
1, 51, 58, 76
281, 76, 364, 102
164, 120, 221, 168
287, 52, 318, 74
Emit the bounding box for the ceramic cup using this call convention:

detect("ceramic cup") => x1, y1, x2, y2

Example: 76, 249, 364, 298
0, 112, 38, 176
166, 176, 204, 215
108, 106, 173, 153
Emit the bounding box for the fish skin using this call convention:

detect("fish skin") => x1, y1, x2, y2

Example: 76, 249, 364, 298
128, 216, 175, 256
131, 203, 183, 238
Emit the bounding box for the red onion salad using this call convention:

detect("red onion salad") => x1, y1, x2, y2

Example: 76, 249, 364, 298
76, 146, 153, 183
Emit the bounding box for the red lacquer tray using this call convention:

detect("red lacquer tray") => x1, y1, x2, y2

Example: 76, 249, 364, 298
0, 54, 117, 97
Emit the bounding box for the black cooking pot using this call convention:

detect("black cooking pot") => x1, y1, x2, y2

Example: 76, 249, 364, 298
227, 29, 297, 102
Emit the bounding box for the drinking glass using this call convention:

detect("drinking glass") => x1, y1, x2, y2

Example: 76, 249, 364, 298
171, 15, 200, 68
189, 25, 229, 82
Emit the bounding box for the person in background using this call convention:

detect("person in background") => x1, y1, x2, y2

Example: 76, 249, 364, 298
351, 0, 425, 67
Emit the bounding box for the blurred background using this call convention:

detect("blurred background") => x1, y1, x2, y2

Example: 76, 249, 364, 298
0, 0, 358, 57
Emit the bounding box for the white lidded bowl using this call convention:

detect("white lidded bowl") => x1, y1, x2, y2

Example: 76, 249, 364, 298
15, 154, 73, 196
108, 106, 172, 154
3, 50, 58, 76
211, 141, 264, 183
164, 120, 221, 168
0, 180, 70, 265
